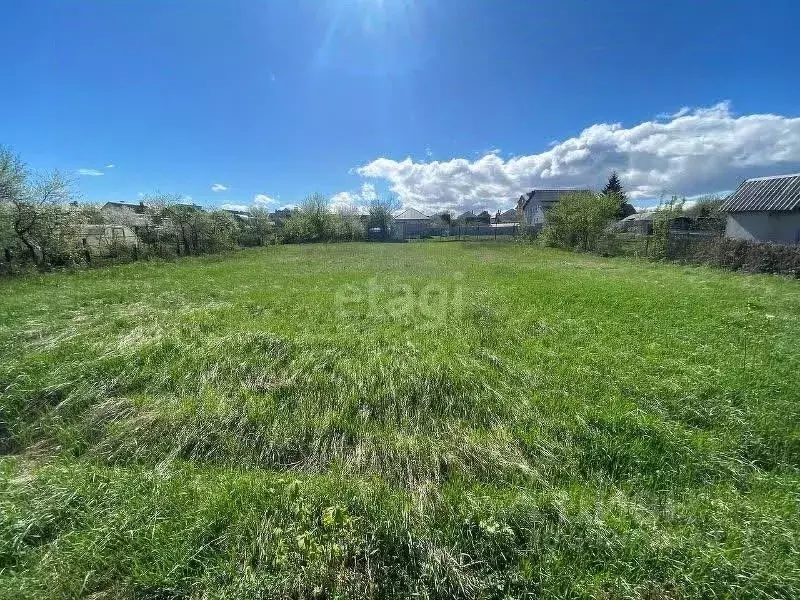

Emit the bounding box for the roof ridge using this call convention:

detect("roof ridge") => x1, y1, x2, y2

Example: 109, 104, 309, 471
745, 173, 800, 182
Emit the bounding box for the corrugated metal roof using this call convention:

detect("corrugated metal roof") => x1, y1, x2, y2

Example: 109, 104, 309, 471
393, 207, 429, 221
519, 189, 593, 211
720, 173, 800, 212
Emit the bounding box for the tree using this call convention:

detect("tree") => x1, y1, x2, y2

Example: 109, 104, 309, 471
541, 191, 619, 251
4, 161, 77, 265
247, 206, 274, 246
332, 204, 365, 241
0, 148, 26, 261
281, 193, 347, 243
299, 193, 332, 241
367, 193, 400, 237
602, 171, 635, 218
651, 195, 685, 258
143, 193, 192, 255
602, 171, 625, 199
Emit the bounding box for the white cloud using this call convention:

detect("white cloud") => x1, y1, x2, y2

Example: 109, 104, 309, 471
76, 168, 104, 176
215, 194, 278, 212
105, 164, 115, 169
211, 183, 228, 192
329, 182, 379, 213
329, 191, 360, 213
220, 203, 250, 212
356, 102, 800, 214
359, 182, 377, 202
254, 194, 277, 205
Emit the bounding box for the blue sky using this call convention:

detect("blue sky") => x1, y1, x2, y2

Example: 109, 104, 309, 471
3, 0, 800, 213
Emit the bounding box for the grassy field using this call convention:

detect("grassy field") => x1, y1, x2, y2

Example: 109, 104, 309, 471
1, 242, 799, 599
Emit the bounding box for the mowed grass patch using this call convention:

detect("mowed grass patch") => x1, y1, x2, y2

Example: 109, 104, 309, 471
1, 242, 799, 598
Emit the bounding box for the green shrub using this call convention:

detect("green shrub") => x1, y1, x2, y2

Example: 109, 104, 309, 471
541, 192, 619, 251
280, 194, 365, 244
709, 238, 800, 276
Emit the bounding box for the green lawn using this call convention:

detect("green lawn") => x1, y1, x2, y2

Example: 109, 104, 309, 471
1, 242, 799, 599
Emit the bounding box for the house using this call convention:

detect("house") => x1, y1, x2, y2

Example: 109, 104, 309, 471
166, 203, 204, 214
455, 211, 478, 225
614, 212, 654, 236
393, 207, 430, 237
516, 189, 592, 229
76, 224, 138, 253
720, 174, 800, 244
223, 208, 251, 223
613, 212, 699, 237
493, 208, 518, 224
101, 201, 151, 232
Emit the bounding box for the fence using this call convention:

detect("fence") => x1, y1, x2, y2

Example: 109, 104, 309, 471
598, 229, 721, 260
598, 216, 725, 260
391, 223, 522, 241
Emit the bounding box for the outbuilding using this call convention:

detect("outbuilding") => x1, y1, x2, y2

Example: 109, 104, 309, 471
721, 174, 800, 244
393, 207, 430, 238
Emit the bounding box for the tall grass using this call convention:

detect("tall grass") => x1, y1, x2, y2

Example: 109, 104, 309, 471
1, 242, 799, 598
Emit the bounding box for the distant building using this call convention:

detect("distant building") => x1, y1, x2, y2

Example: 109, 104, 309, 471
269, 208, 294, 224
476, 210, 492, 224
516, 189, 592, 229
222, 209, 251, 223
101, 201, 150, 230
613, 211, 699, 237
493, 208, 518, 224
393, 207, 430, 237
614, 212, 655, 236
720, 174, 800, 244
77, 224, 138, 253
455, 211, 478, 225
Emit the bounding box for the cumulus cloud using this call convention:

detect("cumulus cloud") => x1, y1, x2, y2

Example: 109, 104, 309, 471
76, 168, 104, 176
356, 102, 800, 214
254, 194, 277, 206
211, 183, 228, 192
216, 194, 278, 212
105, 164, 115, 169
329, 183, 379, 213
220, 203, 250, 212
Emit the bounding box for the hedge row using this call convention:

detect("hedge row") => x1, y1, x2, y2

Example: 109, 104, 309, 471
694, 237, 800, 277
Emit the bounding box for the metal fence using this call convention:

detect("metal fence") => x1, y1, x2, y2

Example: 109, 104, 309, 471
390, 223, 522, 241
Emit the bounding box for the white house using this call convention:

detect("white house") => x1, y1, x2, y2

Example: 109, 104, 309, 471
721, 174, 800, 244
77, 224, 139, 253
393, 207, 430, 237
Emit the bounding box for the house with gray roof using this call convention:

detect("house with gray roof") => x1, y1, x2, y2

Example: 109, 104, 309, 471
393, 207, 430, 237
720, 174, 800, 244
493, 208, 518, 224
516, 189, 592, 229
100, 201, 151, 232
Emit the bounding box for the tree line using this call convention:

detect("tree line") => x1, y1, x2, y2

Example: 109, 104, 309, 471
0, 147, 406, 273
